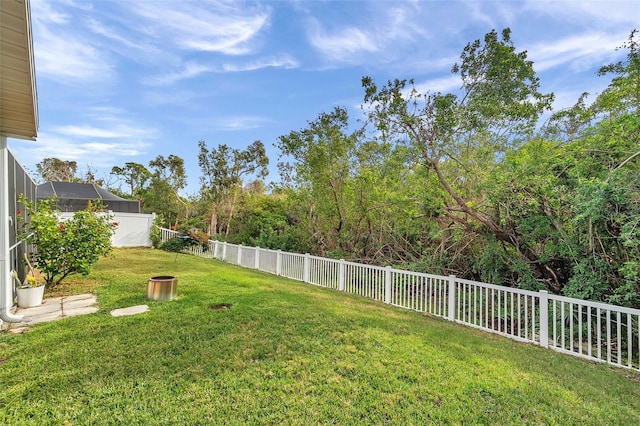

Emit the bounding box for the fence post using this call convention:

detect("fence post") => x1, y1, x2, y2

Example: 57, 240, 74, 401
304, 253, 310, 283
276, 250, 282, 276
213, 241, 219, 259
237, 245, 243, 266
384, 266, 392, 304
538, 290, 549, 348
448, 275, 456, 322
338, 259, 345, 291
222, 242, 227, 262
255, 247, 260, 269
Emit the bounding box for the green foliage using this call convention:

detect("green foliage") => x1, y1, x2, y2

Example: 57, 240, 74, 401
206, 28, 638, 308
160, 235, 197, 253
132, 154, 208, 234
198, 140, 269, 238
564, 258, 612, 301
110, 162, 151, 200
276, 107, 362, 256
149, 214, 163, 249
143, 154, 189, 228
362, 28, 554, 272
17, 195, 117, 287
36, 157, 78, 182
112, 28, 640, 308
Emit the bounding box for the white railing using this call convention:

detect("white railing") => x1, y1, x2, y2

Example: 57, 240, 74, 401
159, 228, 640, 372
8, 239, 25, 279
8, 236, 32, 299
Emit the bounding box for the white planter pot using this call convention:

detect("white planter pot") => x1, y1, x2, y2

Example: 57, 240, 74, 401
16, 285, 45, 308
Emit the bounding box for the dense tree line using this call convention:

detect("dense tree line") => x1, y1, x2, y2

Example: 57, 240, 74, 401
36, 29, 639, 307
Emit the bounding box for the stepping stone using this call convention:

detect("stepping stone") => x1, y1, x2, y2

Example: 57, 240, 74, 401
22, 297, 63, 316
110, 305, 149, 317
6, 293, 99, 333
63, 295, 98, 311
64, 306, 99, 318
64, 293, 96, 303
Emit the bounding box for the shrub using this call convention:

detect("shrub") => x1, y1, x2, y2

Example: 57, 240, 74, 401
160, 235, 197, 253
149, 214, 164, 249
160, 228, 210, 253
18, 195, 118, 287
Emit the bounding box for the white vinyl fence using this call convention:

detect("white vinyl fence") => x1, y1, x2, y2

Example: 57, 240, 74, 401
160, 227, 640, 372
61, 212, 155, 247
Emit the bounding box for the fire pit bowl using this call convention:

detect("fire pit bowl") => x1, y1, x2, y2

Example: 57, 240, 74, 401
147, 275, 177, 301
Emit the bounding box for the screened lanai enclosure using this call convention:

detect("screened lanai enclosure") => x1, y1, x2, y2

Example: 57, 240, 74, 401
37, 182, 140, 213
6, 150, 36, 285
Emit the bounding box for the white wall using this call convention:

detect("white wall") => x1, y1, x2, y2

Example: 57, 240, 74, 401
59, 212, 155, 248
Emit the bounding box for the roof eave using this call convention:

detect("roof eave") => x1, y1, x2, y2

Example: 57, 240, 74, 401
0, 0, 39, 140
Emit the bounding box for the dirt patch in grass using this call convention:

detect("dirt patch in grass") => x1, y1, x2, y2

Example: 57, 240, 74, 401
44, 278, 101, 298
208, 303, 232, 310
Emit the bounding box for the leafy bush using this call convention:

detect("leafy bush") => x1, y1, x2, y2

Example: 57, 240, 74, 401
149, 214, 163, 248
160, 236, 197, 253
18, 195, 118, 287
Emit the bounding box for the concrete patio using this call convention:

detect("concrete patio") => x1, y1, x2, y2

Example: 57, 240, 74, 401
7, 293, 98, 333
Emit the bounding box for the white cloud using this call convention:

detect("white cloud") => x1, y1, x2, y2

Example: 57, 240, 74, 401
84, 106, 129, 119
148, 62, 216, 86
124, 1, 270, 55
222, 56, 299, 72
12, 133, 149, 170
142, 89, 210, 108
148, 56, 299, 86
414, 75, 462, 95
86, 18, 149, 53
524, 0, 640, 27
31, 2, 114, 83
22, 107, 158, 171
55, 124, 150, 139
382, 5, 431, 42
33, 24, 113, 82
303, 3, 460, 68
79, 142, 144, 156
528, 32, 628, 73
213, 115, 273, 131
30, 0, 71, 24
307, 20, 378, 63
465, 0, 499, 29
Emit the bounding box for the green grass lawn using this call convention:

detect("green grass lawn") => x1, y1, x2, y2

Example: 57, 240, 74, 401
1, 248, 639, 425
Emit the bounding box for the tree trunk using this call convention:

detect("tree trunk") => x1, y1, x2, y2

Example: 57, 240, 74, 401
209, 209, 218, 237
430, 159, 561, 290
224, 188, 240, 240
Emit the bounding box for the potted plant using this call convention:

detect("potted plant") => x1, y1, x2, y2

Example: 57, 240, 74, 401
14, 254, 46, 308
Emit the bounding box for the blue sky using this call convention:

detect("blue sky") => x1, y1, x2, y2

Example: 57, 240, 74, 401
9, 0, 639, 195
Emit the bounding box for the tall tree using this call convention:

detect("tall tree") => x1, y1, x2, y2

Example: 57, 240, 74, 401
145, 155, 188, 228
277, 107, 364, 256
36, 158, 78, 182
362, 28, 557, 287
198, 140, 268, 238
148, 154, 187, 192
554, 30, 640, 305
110, 162, 152, 199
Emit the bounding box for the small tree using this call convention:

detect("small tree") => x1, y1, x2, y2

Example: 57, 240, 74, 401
18, 195, 118, 287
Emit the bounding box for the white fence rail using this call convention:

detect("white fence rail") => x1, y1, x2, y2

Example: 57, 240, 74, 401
60, 212, 155, 248
8, 237, 31, 297
160, 228, 640, 372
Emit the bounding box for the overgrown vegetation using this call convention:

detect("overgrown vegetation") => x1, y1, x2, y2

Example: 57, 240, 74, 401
37, 28, 640, 307
1, 248, 639, 424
